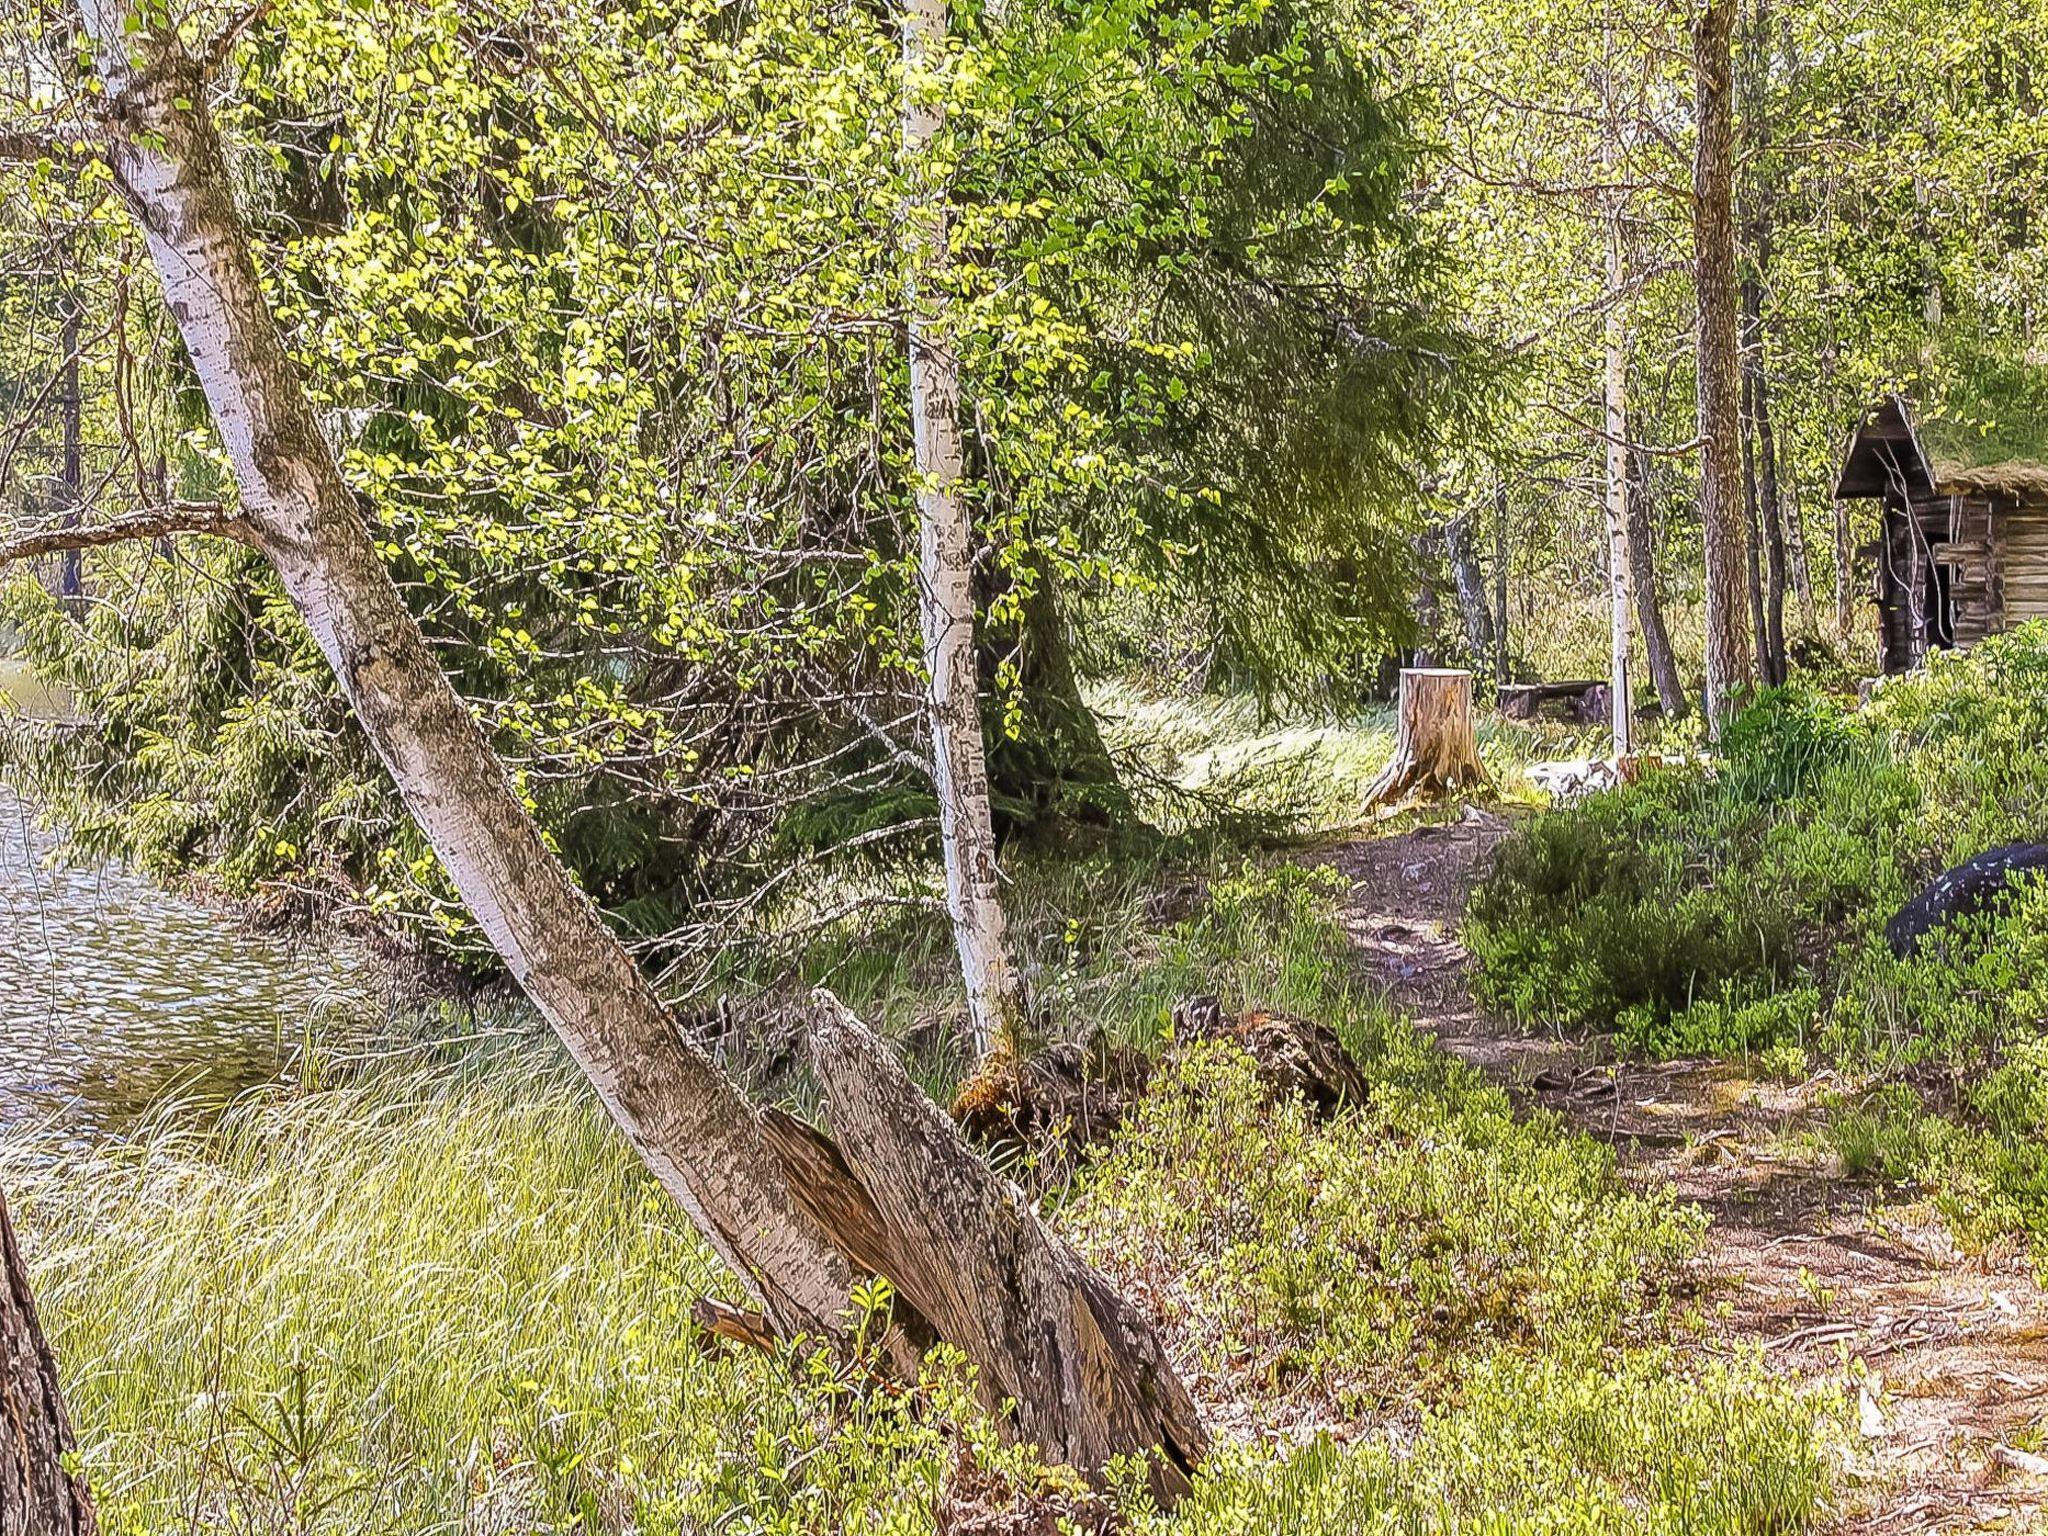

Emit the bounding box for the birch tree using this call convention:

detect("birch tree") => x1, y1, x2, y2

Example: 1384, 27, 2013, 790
898, 0, 1031, 1060
17, 0, 1205, 1492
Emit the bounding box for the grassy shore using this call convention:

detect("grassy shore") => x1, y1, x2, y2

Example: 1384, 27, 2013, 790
2, 856, 1838, 1534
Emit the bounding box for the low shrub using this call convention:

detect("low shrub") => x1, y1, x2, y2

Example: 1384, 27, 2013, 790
1469, 626, 2048, 1255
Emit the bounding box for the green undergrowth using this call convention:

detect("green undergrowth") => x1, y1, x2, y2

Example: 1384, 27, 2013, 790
2, 860, 1837, 1534
1467, 624, 2048, 1259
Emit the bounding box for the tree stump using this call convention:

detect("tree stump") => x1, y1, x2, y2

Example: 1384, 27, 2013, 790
1363, 668, 1488, 810
0, 1188, 96, 1536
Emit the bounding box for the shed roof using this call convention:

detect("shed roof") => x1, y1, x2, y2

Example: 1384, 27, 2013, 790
1836, 356, 2048, 501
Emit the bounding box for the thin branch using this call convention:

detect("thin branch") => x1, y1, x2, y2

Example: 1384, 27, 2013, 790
0, 123, 100, 165
0, 503, 250, 564
199, 1, 274, 76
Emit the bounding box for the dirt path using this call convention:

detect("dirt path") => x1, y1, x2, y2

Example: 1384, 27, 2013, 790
1317, 812, 2048, 1535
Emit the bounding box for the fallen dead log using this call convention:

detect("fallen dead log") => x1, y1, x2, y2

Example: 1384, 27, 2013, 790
1170, 994, 1368, 1115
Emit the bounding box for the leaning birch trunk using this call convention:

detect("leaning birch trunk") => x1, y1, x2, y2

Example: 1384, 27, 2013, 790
77, 7, 855, 1341
1602, 207, 1635, 757
78, 11, 1205, 1493
0, 1187, 96, 1536
899, 0, 1030, 1060
1363, 669, 1487, 810
1692, 0, 1755, 738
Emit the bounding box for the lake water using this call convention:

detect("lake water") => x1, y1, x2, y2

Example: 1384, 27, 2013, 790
1, 659, 383, 1134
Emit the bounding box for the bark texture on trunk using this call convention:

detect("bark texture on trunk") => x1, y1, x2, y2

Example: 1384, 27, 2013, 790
1492, 482, 1510, 671
899, 0, 1029, 1059
1363, 669, 1486, 809
81, 11, 1202, 1493
1442, 510, 1499, 684
1602, 215, 1635, 755
1693, 0, 1754, 736
0, 1189, 96, 1536
1625, 448, 1689, 720
1741, 269, 1787, 685
83, 16, 858, 1339
810, 994, 1206, 1497
57, 289, 83, 612
1833, 494, 1856, 641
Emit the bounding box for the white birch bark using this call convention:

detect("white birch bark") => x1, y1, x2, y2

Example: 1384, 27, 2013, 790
899, 0, 1029, 1058
77, 14, 1210, 1489
75, 1, 858, 1338
1603, 207, 1635, 757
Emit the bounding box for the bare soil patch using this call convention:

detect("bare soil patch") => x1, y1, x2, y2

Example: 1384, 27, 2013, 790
1312, 811, 2048, 1534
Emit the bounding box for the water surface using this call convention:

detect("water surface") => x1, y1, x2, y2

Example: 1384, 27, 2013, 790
2, 658, 382, 1133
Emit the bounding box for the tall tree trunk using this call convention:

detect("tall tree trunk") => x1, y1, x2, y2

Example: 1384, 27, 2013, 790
982, 573, 1141, 841
1833, 492, 1856, 641
1602, 211, 1634, 755
1442, 508, 1498, 685
1493, 480, 1510, 674
0, 1188, 96, 1536
1625, 447, 1689, 719
79, 12, 1203, 1492
1739, 345, 1771, 681
57, 291, 82, 614
1693, 0, 1754, 734
1741, 268, 1787, 685
899, 0, 1030, 1060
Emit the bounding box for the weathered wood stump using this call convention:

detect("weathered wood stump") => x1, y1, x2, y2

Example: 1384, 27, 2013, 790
1365, 668, 1488, 810
1170, 995, 1367, 1115
0, 1188, 96, 1536
795, 995, 1208, 1500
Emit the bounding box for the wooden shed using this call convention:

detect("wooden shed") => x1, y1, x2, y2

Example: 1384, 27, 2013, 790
1836, 391, 2048, 673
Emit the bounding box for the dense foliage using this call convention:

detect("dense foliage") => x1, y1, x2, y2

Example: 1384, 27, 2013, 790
0, 0, 1487, 974
2, 860, 1832, 1535
1469, 623, 2048, 1252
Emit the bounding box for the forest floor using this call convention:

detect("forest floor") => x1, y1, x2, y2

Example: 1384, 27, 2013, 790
1314, 809, 2048, 1535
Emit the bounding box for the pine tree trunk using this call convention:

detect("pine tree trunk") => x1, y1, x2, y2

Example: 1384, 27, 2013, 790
1693, 0, 1754, 734
1625, 448, 1689, 720
0, 1188, 96, 1536
1603, 213, 1635, 755
1363, 669, 1486, 809
79, 12, 1204, 1492
1741, 268, 1787, 685
899, 0, 1030, 1060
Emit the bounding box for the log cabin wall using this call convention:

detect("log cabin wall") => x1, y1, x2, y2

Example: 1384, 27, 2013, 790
2006, 498, 2048, 624
1876, 490, 2002, 671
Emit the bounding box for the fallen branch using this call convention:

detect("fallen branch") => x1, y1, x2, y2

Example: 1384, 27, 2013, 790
0, 502, 249, 565
690, 1296, 777, 1354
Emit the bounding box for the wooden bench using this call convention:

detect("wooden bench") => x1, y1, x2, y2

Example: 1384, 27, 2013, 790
1497, 679, 1608, 722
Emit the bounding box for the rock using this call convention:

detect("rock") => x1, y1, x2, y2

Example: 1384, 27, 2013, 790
1885, 842, 2048, 956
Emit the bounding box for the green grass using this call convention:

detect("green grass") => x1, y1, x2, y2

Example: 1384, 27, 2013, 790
1086, 679, 1585, 834
2, 860, 1840, 1535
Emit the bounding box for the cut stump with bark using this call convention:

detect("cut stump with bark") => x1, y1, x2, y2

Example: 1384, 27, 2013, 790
1364, 668, 1488, 810
0, 1188, 96, 1536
